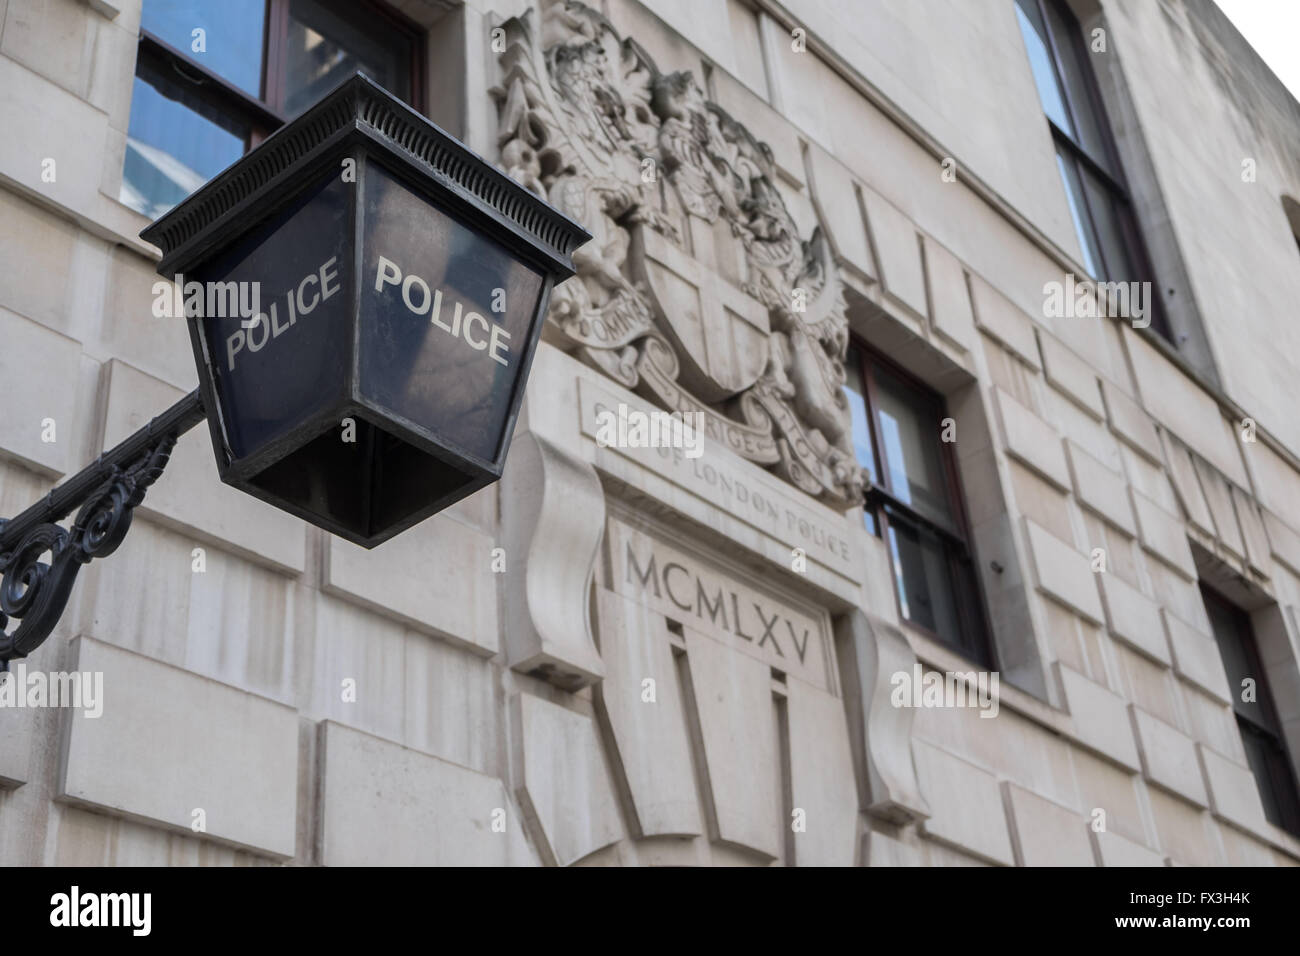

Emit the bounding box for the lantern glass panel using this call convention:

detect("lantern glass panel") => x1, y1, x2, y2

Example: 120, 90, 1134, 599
194, 173, 352, 462
358, 164, 545, 465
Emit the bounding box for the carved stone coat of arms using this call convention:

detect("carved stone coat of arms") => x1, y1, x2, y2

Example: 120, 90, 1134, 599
493, 0, 865, 505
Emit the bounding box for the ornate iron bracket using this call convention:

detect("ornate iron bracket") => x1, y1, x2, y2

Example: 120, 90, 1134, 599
0, 390, 205, 669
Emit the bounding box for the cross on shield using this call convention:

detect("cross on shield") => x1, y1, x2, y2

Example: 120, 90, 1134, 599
629, 221, 770, 403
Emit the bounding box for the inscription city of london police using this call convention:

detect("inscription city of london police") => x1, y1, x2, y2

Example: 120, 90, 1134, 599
494, 0, 866, 505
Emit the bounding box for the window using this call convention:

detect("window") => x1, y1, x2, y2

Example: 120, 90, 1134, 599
1014, 0, 1169, 339
121, 0, 423, 220
843, 344, 994, 666
1201, 586, 1300, 837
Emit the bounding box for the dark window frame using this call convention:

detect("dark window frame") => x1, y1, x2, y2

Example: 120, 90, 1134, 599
133, 0, 425, 154
848, 341, 996, 668
1019, 0, 1171, 341
1201, 584, 1300, 837
1285, 197, 1300, 260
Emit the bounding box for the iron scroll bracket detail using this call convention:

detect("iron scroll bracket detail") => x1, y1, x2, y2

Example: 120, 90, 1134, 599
0, 390, 206, 669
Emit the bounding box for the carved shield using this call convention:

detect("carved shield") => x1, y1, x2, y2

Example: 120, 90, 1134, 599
630, 224, 770, 403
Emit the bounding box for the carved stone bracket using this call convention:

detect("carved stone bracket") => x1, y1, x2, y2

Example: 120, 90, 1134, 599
499, 429, 607, 690
834, 609, 931, 824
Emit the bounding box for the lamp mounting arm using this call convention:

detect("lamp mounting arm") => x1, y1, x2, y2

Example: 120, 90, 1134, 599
0, 390, 205, 669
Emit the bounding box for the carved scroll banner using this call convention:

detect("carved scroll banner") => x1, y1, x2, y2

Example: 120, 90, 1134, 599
635, 336, 780, 465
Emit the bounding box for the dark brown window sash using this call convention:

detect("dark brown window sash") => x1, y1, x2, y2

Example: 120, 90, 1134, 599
1030, 0, 1171, 341
850, 341, 996, 668
136, 0, 425, 152
1201, 584, 1300, 836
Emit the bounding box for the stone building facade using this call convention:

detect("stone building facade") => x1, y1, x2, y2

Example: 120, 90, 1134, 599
1, 0, 1299, 866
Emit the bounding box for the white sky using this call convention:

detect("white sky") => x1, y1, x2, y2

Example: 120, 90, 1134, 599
1212, 0, 1300, 103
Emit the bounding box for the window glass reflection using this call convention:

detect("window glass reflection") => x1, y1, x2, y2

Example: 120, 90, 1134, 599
119, 71, 247, 219
841, 348, 877, 486
887, 513, 961, 642
841, 350, 878, 535
872, 364, 953, 530
1042, 0, 1112, 172
283, 0, 412, 117
1055, 147, 1103, 277
1014, 0, 1073, 136
1081, 166, 1137, 283
141, 0, 267, 96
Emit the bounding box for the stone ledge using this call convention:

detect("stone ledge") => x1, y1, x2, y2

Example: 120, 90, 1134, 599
58, 636, 299, 858
322, 512, 499, 658
1056, 663, 1141, 772
99, 359, 307, 574
914, 739, 1014, 866
317, 721, 534, 866
1131, 706, 1207, 807
1097, 573, 1169, 665
1065, 439, 1136, 537
994, 387, 1070, 492
1023, 518, 1104, 624
1002, 782, 1094, 866
0, 307, 82, 477
970, 275, 1040, 369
